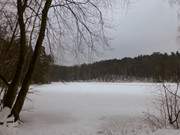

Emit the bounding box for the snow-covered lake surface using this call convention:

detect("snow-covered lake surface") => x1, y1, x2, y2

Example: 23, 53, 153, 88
1, 82, 180, 135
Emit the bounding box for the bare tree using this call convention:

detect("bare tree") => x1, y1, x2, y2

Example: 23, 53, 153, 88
145, 83, 180, 129
0, 0, 109, 123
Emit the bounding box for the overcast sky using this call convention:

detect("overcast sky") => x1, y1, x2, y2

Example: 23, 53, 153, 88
59, 0, 180, 65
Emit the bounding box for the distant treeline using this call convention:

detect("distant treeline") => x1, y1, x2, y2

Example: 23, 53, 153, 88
1, 37, 180, 84
48, 52, 180, 82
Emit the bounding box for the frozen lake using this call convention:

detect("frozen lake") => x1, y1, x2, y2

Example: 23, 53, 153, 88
2, 82, 177, 135
29, 82, 154, 117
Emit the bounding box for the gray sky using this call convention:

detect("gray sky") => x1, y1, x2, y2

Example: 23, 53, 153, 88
59, 0, 180, 65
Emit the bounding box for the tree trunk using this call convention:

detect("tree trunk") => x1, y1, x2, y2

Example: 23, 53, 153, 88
3, 0, 27, 109
11, 0, 52, 120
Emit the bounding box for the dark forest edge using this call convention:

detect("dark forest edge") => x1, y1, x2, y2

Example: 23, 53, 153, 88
1, 38, 180, 85
49, 52, 180, 83
0, 39, 53, 85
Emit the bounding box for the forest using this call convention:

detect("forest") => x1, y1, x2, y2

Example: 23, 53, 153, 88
0, 38, 53, 85
49, 52, 180, 82
1, 38, 180, 84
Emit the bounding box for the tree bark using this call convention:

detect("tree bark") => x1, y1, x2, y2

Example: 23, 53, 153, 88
11, 0, 52, 120
3, 0, 27, 109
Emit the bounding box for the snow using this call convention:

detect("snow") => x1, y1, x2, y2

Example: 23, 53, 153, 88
0, 82, 179, 135
0, 107, 11, 124
153, 129, 180, 135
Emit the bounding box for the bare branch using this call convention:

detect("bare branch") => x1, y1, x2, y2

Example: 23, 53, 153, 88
163, 84, 180, 99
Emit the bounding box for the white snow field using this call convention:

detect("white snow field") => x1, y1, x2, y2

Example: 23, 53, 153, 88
0, 82, 180, 135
